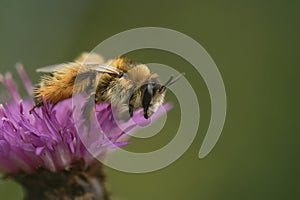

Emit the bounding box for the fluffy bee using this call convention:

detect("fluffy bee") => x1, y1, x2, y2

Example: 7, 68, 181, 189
31, 53, 183, 119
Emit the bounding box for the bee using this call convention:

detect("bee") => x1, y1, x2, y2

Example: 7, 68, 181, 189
31, 53, 184, 119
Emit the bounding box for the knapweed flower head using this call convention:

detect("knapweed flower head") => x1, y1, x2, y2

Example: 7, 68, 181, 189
0, 64, 170, 174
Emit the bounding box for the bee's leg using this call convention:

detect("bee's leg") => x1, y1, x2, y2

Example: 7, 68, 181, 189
129, 104, 134, 117
29, 101, 43, 114
81, 72, 98, 126
128, 89, 136, 118
82, 92, 96, 127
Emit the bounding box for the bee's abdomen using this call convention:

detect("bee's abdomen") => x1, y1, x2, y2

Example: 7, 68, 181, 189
33, 65, 83, 105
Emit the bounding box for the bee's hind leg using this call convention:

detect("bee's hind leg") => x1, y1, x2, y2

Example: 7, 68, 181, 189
29, 101, 43, 114
82, 93, 96, 127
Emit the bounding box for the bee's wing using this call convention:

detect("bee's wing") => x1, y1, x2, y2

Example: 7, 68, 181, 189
84, 63, 122, 74
36, 62, 122, 75
36, 63, 67, 73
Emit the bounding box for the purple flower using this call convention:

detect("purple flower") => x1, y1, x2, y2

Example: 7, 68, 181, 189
0, 64, 171, 174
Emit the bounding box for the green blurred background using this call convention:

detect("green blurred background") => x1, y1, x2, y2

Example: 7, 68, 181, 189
0, 0, 299, 199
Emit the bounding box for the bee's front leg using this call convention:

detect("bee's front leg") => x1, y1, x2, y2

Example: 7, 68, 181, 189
129, 104, 134, 117
110, 103, 132, 121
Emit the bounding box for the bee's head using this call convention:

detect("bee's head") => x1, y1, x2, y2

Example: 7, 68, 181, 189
140, 73, 185, 119
141, 82, 165, 119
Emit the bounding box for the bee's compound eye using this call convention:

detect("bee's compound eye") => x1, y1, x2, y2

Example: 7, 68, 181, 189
144, 112, 149, 119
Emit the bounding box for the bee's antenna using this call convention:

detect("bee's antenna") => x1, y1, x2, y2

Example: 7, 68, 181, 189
162, 76, 174, 87
164, 73, 185, 87
160, 73, 185, 92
